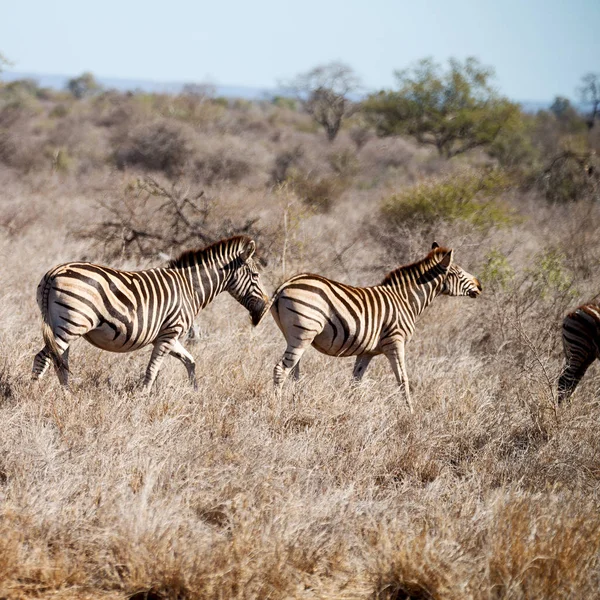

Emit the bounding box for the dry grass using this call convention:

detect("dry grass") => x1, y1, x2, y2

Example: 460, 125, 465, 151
0, 90, 599, 599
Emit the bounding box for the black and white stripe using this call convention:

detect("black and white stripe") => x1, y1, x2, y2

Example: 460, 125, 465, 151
270, 243, 482, 412
32, 236, 268, 390
558, 303, 600, 402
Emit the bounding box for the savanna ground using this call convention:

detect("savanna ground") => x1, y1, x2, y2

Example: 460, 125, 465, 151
1, 83, 600, 599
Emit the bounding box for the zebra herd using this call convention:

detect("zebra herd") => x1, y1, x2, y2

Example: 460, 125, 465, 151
32, 235, 597, 407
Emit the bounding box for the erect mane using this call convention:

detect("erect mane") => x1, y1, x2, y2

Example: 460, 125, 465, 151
167, 235, 251, 269
380, 246, 451, 285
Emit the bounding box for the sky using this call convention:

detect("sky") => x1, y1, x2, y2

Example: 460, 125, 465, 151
2, 0, 599, 101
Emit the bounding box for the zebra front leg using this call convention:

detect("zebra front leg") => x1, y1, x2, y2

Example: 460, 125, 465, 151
143, 338, 177, 391
32, 346, 52, 380
170, 339, 197, 390
384, 343, 413, 414
352, 354, 374, 383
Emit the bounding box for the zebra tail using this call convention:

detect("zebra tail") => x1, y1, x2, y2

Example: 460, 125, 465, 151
254, 295, 277, 326
255, 279, 290, 326
40, 275, 69, 373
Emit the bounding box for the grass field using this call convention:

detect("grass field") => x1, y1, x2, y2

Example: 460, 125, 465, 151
0, 91, 600, 599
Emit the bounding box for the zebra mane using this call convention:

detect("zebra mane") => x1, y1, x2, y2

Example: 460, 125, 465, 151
167, 235, 252, 269
380, 247, 451, 286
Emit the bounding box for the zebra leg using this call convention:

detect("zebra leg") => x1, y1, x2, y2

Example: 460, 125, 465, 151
274, 343, 311, 391
384, 343, 413, 414
53, 346, 70, 388
169, 339, 197, 390
352, 355, 374, 383
558, 353, 595, 402
143, 338, 177, 390
291, 362, 301, 381
32, 346, 52, 380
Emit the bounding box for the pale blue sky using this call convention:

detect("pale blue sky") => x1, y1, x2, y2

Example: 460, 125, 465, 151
2, 0, 599, 101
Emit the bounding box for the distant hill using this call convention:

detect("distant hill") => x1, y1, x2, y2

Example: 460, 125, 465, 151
1, 71, 562, 112
1, 71, 278, 101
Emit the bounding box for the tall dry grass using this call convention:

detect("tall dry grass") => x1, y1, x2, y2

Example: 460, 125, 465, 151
0, 89, 599, 599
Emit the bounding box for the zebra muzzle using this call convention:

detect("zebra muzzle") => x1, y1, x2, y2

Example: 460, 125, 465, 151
249, 297, 269, 326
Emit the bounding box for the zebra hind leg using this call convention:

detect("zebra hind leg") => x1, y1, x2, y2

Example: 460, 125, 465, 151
34, 342, 71, 388
274, 342, 311, 393
291, 362, 301, 381
558, 354, 595, 403
53, 346, 70, 388
32, 346, 52, 380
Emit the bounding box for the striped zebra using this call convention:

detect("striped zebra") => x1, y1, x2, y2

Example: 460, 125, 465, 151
558, 303, 600, 402
270, 243, 482, 412
32, 236, 268, 390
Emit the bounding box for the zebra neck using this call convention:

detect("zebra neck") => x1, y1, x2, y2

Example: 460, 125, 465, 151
386, 269, 444, 318
181, 261, 229, 312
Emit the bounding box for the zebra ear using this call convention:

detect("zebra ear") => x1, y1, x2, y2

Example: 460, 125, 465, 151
439, 249, 453, 269
239, 239, 256, 262
431, 242, 440, 249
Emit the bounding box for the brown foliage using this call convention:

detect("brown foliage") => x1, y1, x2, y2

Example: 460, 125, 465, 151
114, 120, 191, 176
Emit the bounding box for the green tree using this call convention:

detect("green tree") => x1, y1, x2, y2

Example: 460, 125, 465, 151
66, 71, 101, 99
549, 96, 586, 133
363, 57, 518, 158
284, 61, 361, 142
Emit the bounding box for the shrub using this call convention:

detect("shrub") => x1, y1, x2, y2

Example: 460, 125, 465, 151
272, 96, 297, 110
521, 249, 577, 304
287, 171, 346, 213
114, 121, 190, 175
327, 148, 359, 178
381, 168, 514, 230
349, 124, 372, 151
481, 249, 515, 292
538, 150, 600, 203
194, 152, 251, 185
49, 103, 69, 119
271, 146, 304, 184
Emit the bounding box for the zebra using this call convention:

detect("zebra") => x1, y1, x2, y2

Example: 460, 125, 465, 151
558, 303, 600, 402
32, 236, 269, 390
269, 243, 482, 412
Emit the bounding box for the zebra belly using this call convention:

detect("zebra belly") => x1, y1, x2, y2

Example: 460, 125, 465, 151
311, 328, 381, 357
84, 323, 147, 352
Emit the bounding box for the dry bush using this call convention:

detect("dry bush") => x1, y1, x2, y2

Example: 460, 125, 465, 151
349, 124, 373, 151
328, 148, 359, 178
193, 150, 251, 185
286, 170, 347, 214
537, 150, 600, 203
78, 176, 264, 262
114, 120, 192, 176
271, 146, 304, 184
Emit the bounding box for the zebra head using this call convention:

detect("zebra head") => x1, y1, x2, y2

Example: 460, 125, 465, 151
432, 243, 482, 298
227, 239, 270, 326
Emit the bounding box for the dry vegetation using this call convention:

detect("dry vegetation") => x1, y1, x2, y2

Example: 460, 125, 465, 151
1, 82, 600, 599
